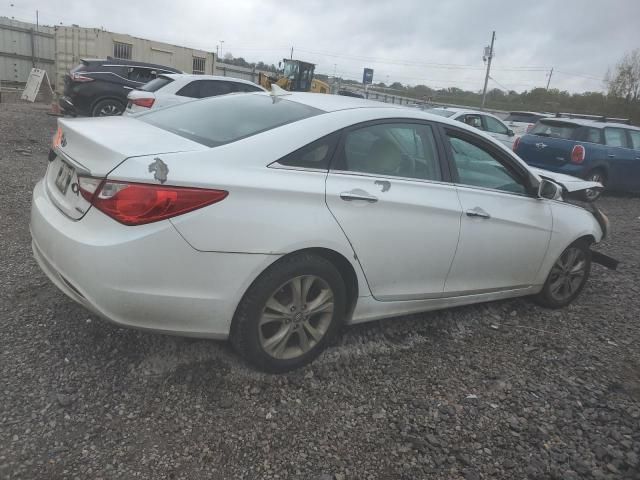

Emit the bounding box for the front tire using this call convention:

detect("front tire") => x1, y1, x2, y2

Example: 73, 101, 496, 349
91, 99, 124, 117
583, 169, 607, 201
230, 253, 347, 373
534, 240, 591, 309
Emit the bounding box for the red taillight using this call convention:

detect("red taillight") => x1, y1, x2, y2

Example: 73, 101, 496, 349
131, 97, 155, 108
77, 177, 228, 225
571, 144, 586, 164
513, 136, 521, 152
71, 72, 94, 82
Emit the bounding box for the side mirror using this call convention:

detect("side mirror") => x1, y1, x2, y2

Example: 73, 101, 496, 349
507, 129, 515, 137
538, 179, 562, 200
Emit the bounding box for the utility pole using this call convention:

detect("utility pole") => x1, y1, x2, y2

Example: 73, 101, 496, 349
481, 30, 495, 110
546, 67, 554, 90
290, 46, 294, 60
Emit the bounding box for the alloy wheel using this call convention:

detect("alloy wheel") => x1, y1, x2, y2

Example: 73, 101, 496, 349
99, 104, 122, 116
547, 247, 588, 302
259, 275, 334, 360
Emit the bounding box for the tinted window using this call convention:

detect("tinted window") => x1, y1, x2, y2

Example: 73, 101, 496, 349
128, 67, 155, 83
276, 133, 339, 170
530, 120, 578, 140
447, 135, 526, 195
505, 113, 545, 123
199, 80, 234, 98
176, 81, 200, 98
426, 108, 456, 118
484, 115, 509, 135
335, 123, 441, 181
140, 94, 322, 147
141, 76, 174, 92
233, 83, 263, 93
629, 130, 640, 150
604, 127, 629, 148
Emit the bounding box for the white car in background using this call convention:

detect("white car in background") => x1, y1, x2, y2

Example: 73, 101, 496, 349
426, 107, 517, 148
32, 91, 612, 373
504, 111, 552, 136
125, 74, 265, 114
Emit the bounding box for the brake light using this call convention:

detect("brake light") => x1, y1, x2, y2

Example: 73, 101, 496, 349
52, 126, 63, 149
513, 136, 521, 152
131, 97, 155, 108
71, 72, 94, 82
571, 144, 586, 164
77, 177, 228, 225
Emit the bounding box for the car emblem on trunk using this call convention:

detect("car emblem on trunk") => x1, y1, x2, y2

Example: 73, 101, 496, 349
535, 142, 548, 149
148, 157, 169, 184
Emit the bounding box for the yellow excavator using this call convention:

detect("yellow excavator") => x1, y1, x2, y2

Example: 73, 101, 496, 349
258, 59, 330, 94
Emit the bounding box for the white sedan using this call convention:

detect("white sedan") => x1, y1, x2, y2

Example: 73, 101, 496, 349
32, 91, 612, 372
125, 74, 265, 114
426, 107, 517, 148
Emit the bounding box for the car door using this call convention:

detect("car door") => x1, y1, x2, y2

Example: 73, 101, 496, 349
325, 121, 462, 301
626, 129, 640, 191
441, 128, 552, 294
604, 127, 637, 190
482, 115, 514, 148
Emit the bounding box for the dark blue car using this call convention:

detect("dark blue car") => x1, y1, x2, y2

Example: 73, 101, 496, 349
514, 117, 640, 199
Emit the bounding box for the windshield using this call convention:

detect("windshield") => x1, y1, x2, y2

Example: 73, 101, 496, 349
530, 120, 579, 139
505, 113, 545, 123
139, 93, 323, 147
140, 76, 174, 92
426, 108, 456, 118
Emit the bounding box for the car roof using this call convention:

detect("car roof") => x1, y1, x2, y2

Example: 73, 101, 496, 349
427, 106, 505, 120
540, 117, 640, 130
82, 57, 182, 73
509, 111, 549, 116
161, 74, 263, 87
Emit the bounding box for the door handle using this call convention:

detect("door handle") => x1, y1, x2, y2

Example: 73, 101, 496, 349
340, 191, 378, 203
466, 207, 491, 219
608, 154, 615, 158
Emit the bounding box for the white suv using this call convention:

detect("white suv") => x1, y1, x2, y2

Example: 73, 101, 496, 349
125, 74, 265, 114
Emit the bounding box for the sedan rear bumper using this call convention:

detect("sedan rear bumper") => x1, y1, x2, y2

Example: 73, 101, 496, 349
30, 179, 279, 339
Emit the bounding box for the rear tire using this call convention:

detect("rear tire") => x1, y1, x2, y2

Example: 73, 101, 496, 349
534, 240, 591, 309
583, 169, 607, 201
91, 99, 124, 117
230, 253, 347, 373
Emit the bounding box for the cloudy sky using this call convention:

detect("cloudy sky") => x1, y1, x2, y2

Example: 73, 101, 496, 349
3, 0, 640, 93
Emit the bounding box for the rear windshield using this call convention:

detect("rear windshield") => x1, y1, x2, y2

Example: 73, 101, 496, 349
505, 113, 545, 123
139, 93, 323, 147
70, 62, 88, 73
141, 76, 174, 92
426, 108, 456, 118
530, 120, 579, 140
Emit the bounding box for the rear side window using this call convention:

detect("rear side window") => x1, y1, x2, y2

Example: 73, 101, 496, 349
530, 121, 578, 140
233, 83, 263, 93
199, 81, 234, 98
275, 133, 339, 170
141, 76, 174, 92
604, 128, 629, 148
629, 130, 640, 150
484, 115, 509, 135
176, 81, 200, 98
140, 94, 322, 147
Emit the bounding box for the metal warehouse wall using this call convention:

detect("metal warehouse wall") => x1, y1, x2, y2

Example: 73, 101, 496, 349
0, 17, 55, 87
1, 17, 215, 93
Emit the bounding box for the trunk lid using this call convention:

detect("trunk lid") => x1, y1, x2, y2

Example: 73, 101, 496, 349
45, 116, 208, 220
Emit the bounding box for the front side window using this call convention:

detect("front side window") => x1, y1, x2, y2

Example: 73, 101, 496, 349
604, 127, 629, 148
484, 115, 510, 135
460, 115, 483, 129
334, 123, 441, 181
447, 134, 527, 195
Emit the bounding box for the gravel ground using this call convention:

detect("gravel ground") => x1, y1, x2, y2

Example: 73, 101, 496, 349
1, 102, 639, 480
